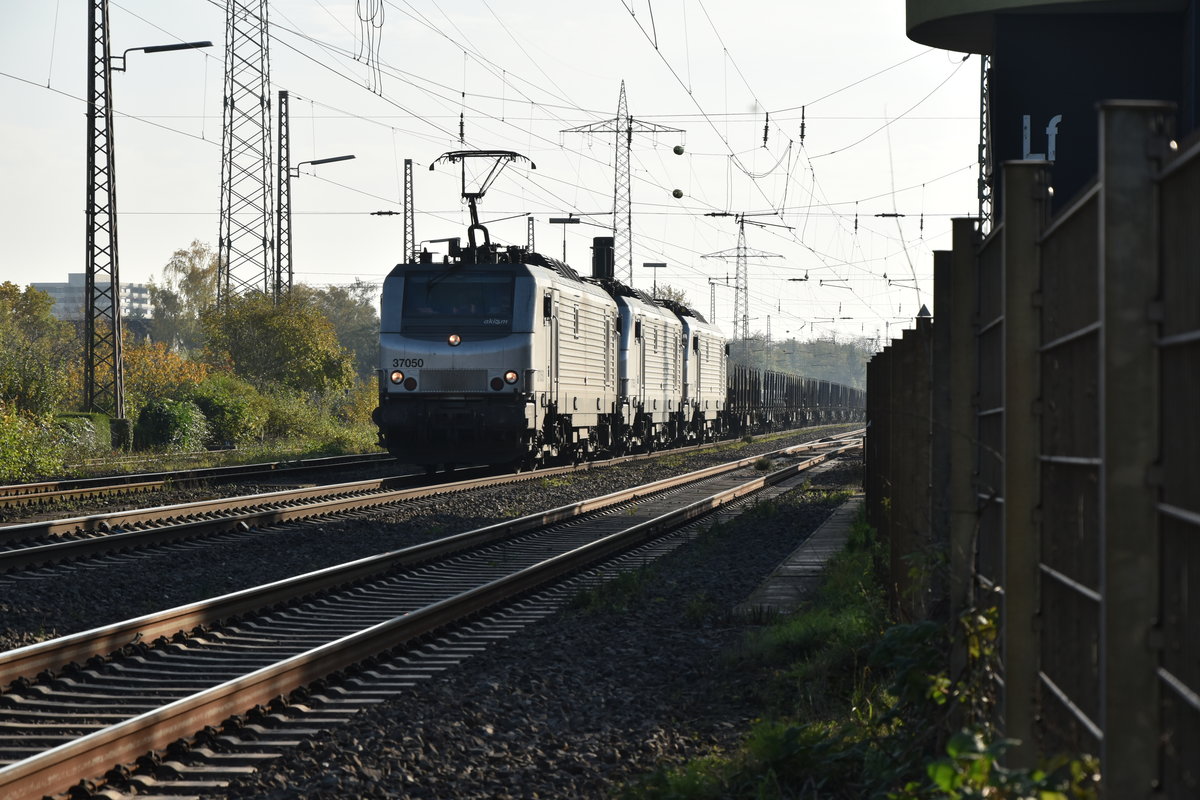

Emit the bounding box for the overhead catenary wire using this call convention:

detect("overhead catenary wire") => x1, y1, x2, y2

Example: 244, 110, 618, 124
9, 0, 972, 342
214, 0, 963, 278
610, 0, 959, 292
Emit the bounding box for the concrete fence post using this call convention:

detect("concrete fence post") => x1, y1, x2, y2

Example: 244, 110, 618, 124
1096, 100, 1171, 799
932, 250, 951, 620
948, 218, 980, 633
1000, 159, 1049, 765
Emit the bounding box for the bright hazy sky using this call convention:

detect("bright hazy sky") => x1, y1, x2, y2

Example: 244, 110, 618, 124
0, 1, 979, 343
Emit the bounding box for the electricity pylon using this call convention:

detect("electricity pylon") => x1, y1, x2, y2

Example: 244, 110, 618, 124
562, 81, 682, 285
218, 0, 273, 305
702, 214, 782, 340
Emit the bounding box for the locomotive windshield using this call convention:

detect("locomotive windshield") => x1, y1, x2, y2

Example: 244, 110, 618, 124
400, 271, 515, 333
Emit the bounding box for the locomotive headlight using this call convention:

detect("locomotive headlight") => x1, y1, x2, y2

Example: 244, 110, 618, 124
503, 370, 519, 385
389, 370, 404, 384
448, 333, 462, 346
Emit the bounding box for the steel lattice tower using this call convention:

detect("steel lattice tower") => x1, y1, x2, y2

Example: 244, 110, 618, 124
978, 55, 993, 235
526, 215, 535, 252
84, 0, 124, 418
702, 216, 781, 340
275, 89, 291, 300
403, 158, 415, 262
218, 0, 273, 304
708, 276, 733, 326
563, 82, 682, 285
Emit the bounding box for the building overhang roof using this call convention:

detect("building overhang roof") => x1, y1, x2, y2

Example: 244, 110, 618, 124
907, 0, 1187, 54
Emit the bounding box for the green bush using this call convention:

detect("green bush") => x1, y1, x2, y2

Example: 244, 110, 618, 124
54, 412, 112, 459
0, 405, 65, 482
134, 399, 209, 452
261, 389, 329, 442
256, 388, 377, 454
190, 373, 268, 447
308, 426, 376, 455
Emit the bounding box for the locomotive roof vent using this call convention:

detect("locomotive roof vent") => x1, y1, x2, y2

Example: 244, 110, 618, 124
591, 236, 614, 280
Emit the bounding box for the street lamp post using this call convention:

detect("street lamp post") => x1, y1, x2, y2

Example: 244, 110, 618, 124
643, 262, 667, 297
111, 40, 212, 72
292, 155, 357, 174
275, 145, 355, 301
548, 216, 580, 262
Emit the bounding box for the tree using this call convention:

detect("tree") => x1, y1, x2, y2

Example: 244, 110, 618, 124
0, 282, 80, 415
201, 292, 355, 393
122, 335, 210, 422
652, 282, 693, 308
294, 279, 380, 379
147, 240, 219, 353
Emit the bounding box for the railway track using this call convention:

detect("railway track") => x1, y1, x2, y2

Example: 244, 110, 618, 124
0, 426, 862, 513
0, 428, 864, 574
0, 436, 859, 800
0, 451, 395, 510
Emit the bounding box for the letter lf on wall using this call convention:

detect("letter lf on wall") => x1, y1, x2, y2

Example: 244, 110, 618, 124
1023, 114, 1063, 162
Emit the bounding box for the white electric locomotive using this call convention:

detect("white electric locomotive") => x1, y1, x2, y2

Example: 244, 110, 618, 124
374, 150, 728, 469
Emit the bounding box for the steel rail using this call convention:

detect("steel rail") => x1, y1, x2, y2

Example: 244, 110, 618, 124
0, 452, 395, 507
0, 458, 613, 547
0, 440, 858, 800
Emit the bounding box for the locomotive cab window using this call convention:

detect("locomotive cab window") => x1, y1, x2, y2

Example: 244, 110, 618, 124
401, 272, 515, 334
543, 294, 552, 319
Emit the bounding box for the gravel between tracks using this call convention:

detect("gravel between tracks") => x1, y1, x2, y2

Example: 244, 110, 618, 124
217, 458, 862, 800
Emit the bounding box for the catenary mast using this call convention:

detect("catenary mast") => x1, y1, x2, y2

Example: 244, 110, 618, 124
84, 0, 124, 418
217, 0, 273, 305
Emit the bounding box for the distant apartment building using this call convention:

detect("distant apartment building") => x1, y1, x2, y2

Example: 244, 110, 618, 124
30, 273, 153, 321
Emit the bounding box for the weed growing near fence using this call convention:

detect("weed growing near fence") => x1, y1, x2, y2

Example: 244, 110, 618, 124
620, 513, 1100, 799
